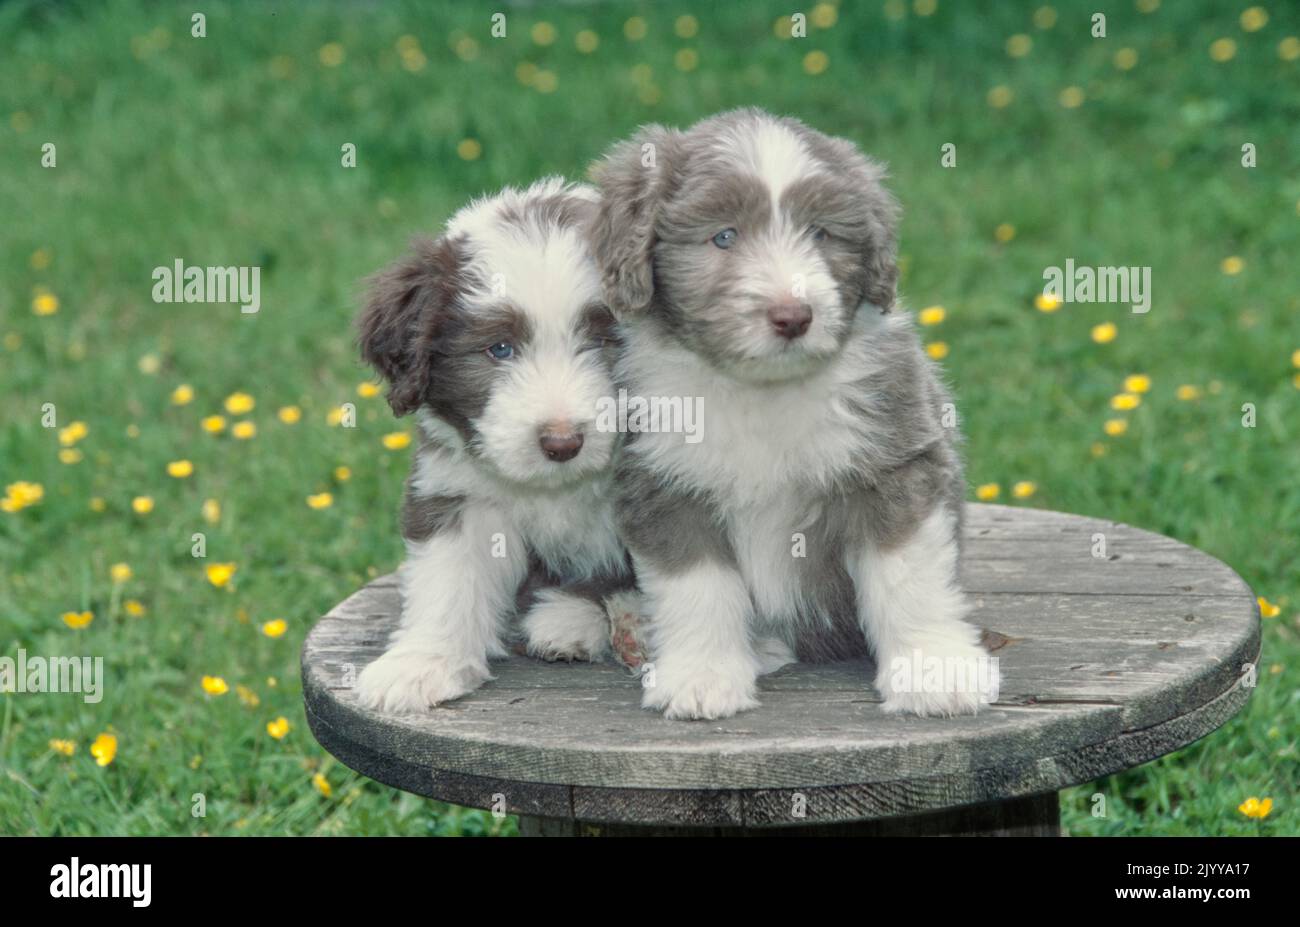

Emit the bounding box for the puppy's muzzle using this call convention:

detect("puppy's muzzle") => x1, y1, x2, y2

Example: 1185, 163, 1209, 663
767, 297, 812, 340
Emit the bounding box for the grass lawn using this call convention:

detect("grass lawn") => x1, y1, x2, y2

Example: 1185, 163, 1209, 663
1, 0, 1295, 836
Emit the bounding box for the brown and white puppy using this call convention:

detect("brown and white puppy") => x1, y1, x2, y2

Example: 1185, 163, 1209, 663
355, 178, 633, 713
589, 109, 997, 720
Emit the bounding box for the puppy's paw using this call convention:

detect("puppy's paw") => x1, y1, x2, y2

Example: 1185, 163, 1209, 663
643, 664, 760, 721
875, 631, 999, 718
604, 590, 647, 670
521, 590, 611, 663
355, 649, 486, 713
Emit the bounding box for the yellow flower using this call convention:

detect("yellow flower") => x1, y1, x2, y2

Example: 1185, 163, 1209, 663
987, 85, 1014, 108
201, 675, 230, 696
623, 16, 647, 41
137, 353, 161, 375
267, 716, 291, 740
90, 496, 106, 512
278, 405, 302, 424
1012, 481, 1037, 499
206, 562, 237, 588
1110, 393, 1141, 411
1104, 418, 1128, 436
1221, 256, 1244, 275
675, 49, 699, 72
1113, 47, 1138, 70
49, 739, 76, 757
202, 498, 221, 524
1006, 34, 1032, 58
109, 562, 132, 583
1292, 349, 1300, 368
1033, 6, 1058, 29
803, 50, 829, 75
811, 2, 837, 28
918, 305, 946, 326
201, 414, 227, 434
224, 392, 255, 415
975, 483, 1000, 501
1240, 7, 1268, 33
1237, 796, 1273, 819
231, 421, 257, 440
1090, 441, 1107, 458
575, 29, 599, 53
1258, 597, 1281, 619
915, 0, 938, 16
313, 772, 333, 797
1124, 374, 1152, 393
30, 248, 52, 270
62, 610, 94, 629
382, 431, 412, 450
236, 684, 260, 707
32, 291, 59, 316
131, 496, 154, 515
58, 420, 88, 446
124, 599, 146, 617
1176, 384, 1202, 401
925, 342, 950, 360
1091, 322, 1117, 344
318, 42, 345, 67
675, 14, 699, 38
456, 138, 482, 161
1, 480, 45, 513
994, 223, 1015, 243
326, 406, 346, 426
530, 21, 556, 46
262, 619, 288, 638
58, 448, 83, 465
171, 384, 195, 405
167, 459, 194, 478
1059, 86, 1085, 108
1280, 37, 1300, 61
90, 732, 117, 767
1210, 38, 1237, 62
306, 492, 334, 510
333, 465, 352, 482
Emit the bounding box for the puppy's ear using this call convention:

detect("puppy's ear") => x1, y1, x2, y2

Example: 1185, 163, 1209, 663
826, 137, 901, 313
358, 236, 463, 416
588, 124, 682, 314
857, 158, 901, 313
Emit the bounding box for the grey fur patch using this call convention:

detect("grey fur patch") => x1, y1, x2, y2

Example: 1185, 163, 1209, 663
614, 458, 737, 573
400, 489, 464, 543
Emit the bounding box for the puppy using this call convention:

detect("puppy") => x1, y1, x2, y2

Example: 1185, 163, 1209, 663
589, 109, 997, 720
355, 178, 633, 713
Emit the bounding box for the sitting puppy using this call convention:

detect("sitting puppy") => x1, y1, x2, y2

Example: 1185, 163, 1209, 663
589, 109, 997, 720
355, 178, 632, 713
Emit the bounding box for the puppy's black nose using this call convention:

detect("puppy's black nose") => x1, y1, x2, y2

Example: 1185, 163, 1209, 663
768, 299, 812, 339
539, 425, 584, 462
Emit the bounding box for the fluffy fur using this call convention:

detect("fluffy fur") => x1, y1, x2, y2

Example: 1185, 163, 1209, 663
588, 109, 997, 720
355, 178, 632, 713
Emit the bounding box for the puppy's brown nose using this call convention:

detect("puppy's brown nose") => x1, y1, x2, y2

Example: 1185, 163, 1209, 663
539, 424, 584, 462
767, 298, 812, 339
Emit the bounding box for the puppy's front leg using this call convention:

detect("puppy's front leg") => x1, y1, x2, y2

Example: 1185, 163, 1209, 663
357, 506, 526, 713
849, 505, 997, 717
637, 559, 761, 720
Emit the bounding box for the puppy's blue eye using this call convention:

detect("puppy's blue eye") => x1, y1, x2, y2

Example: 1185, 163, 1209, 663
712, 228, 738, 249
486, 342, 514, 360
811, 226, 828, 242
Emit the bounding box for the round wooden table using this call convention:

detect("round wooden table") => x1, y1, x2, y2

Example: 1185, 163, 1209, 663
302, 504, 1260, 835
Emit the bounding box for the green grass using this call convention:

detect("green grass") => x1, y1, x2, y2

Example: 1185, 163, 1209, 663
1, 0, 1295, 836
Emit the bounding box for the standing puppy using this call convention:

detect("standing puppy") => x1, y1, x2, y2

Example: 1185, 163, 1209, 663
356, 178, 632, 713
589, 109, 997, 720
